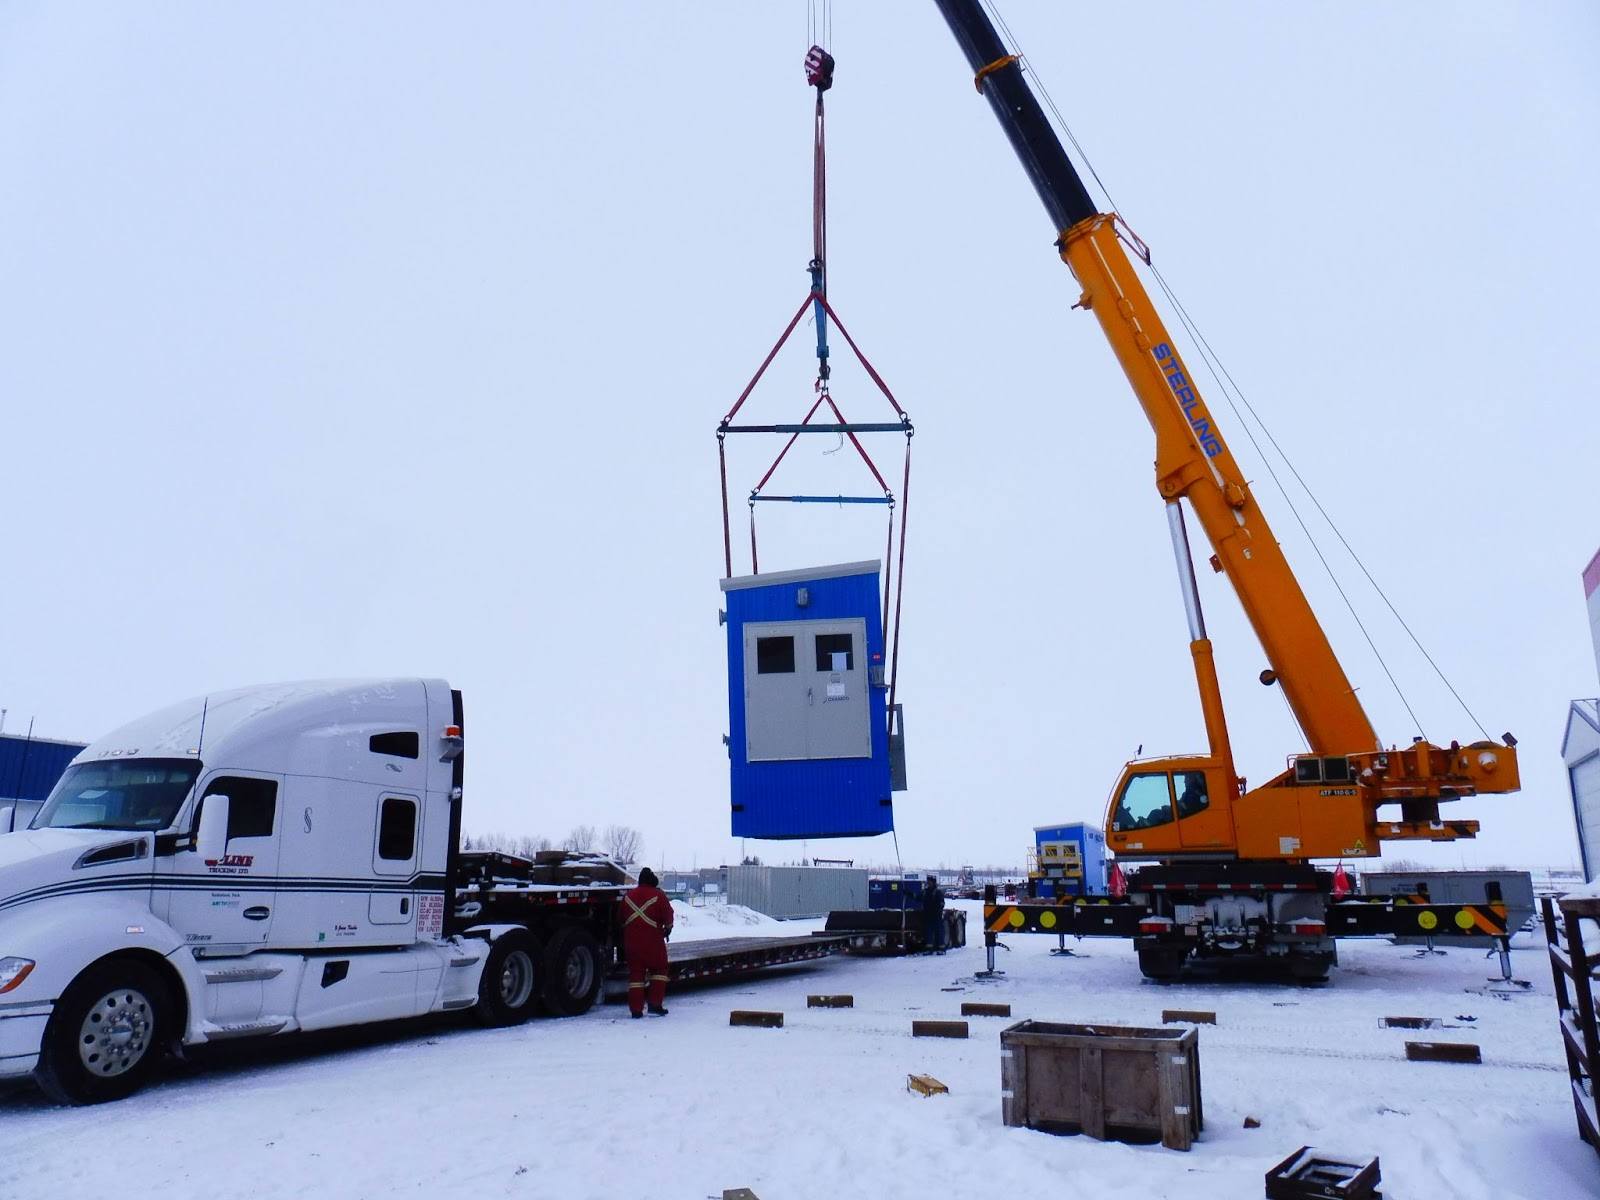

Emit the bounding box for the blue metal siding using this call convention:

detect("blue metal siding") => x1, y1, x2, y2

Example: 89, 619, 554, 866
0, 735, 87, 802
724, 566, 893, 839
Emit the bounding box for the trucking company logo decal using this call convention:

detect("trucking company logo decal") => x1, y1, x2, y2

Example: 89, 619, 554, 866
1152, 342, 1223, 458
203, 853, 255, 875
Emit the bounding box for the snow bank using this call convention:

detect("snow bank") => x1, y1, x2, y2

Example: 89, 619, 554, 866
668, 898, 788, 941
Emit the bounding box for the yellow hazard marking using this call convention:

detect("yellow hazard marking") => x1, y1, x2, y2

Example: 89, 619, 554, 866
1009, 909, 1026, 929
1418, 911, 1438, 931
1039, 910, 1057, 929
1454, 910, 1475, 931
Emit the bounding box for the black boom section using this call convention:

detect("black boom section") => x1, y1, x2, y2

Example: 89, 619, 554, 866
931, 0, 1099, 233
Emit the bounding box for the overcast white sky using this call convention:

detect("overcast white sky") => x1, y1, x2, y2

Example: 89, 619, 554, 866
1, 2, 1596, 872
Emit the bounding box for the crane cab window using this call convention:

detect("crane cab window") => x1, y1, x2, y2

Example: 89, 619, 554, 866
1295, 756, 1352, 784
1175, 771, 1210, 818
1112, 773, 1175, 832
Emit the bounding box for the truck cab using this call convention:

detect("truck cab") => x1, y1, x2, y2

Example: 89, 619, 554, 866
0, 679, 568, 1104
1105, 756, 1236, 860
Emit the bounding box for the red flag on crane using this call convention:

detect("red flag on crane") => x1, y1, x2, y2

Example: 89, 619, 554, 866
1108, 861, 1127, 898
1331, 862, 1352, 900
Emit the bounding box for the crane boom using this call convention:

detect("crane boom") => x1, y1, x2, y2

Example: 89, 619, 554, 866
931, 0, 1518, 874
933, 0, 1374, 756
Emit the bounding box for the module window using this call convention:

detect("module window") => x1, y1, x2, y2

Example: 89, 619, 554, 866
814, 632, 855, 672
756, 635, 796, 674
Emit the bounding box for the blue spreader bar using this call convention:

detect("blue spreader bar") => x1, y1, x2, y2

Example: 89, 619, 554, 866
752, 494, 892, 505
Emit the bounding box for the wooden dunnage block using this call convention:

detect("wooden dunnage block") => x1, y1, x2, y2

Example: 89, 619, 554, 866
729, 1010, 784, 1029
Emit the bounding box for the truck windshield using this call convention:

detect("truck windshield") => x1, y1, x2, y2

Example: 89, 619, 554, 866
30, 759, 202, 832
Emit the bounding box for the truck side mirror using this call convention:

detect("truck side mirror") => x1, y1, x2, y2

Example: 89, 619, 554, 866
196, 795, 230, 861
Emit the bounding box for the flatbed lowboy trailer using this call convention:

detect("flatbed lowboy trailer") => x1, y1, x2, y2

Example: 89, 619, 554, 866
655, 934, 853, 990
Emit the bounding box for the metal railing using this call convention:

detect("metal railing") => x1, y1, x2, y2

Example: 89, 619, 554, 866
1540, 893, 1600, 1159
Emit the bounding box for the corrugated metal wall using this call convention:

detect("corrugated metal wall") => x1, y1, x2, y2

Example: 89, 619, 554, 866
0, 734, 86, 802
724, 865, 869, 920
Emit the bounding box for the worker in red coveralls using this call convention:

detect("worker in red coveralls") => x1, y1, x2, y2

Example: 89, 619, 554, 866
622, 867, 674, 1018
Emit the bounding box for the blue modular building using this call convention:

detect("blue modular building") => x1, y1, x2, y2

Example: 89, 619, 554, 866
1, 732, 87, 830
720, 560, 902, 839
1030, 822, 1108, 898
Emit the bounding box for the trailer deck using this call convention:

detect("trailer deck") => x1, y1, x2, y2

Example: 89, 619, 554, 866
666, 934, 852, 985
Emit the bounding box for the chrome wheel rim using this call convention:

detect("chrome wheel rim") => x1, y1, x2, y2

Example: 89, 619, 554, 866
563, 947, 594, 998
77, 987, 154, 1077
499, 950, 535, 1009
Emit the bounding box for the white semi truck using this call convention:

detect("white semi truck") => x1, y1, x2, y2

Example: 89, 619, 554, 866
0, 679, 634, 1104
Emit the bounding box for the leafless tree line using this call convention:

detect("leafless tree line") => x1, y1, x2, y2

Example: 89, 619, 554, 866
460, 823, 643, 864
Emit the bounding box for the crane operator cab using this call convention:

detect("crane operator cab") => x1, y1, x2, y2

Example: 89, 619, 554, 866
1106, 761, 1235, 858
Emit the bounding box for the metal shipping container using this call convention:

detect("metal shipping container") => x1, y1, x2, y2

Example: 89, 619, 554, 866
1360, 869, 1535, 945
722, 865, 869, 920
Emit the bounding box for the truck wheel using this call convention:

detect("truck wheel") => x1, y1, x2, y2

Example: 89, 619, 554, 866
36, 958, 171, 1105
473, 931, 543, 1027
1288, 952, 1334, 984
540, 926, 602, 1017
1137, 947, 1187, 983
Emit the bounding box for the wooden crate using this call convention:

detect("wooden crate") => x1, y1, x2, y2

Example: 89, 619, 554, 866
1000, 1020, 1202, 1151
808, 994, 853, 1008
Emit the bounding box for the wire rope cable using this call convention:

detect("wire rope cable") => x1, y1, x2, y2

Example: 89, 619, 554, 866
980, 0, 1492, 743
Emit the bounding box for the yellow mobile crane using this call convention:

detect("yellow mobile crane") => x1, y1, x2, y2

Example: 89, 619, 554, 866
932, 0, 1522, 980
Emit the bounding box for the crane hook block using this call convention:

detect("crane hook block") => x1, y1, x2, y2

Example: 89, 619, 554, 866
805, 45, 835, 91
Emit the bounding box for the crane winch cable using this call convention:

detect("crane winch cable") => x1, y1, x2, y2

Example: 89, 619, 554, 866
979, 0, 1492, 743
716, 35, 914, 739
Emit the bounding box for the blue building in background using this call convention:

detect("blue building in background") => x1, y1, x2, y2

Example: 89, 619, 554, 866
1, 731, 87, 830
720, 560, 902, 839
1, 732, 85, 803
1029, 822, 1108, 898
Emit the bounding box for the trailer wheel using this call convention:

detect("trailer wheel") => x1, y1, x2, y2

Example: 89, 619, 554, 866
540, 925, 603, 1017
473, 931, 543, 1027
1137, 947, 1187, 983
36, 958, 172, 1105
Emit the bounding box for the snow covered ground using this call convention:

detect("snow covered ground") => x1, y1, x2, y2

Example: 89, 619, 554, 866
2, 900, 1595, 1199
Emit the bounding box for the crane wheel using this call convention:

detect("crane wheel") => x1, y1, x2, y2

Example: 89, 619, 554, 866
1137, 947, 1187, 983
